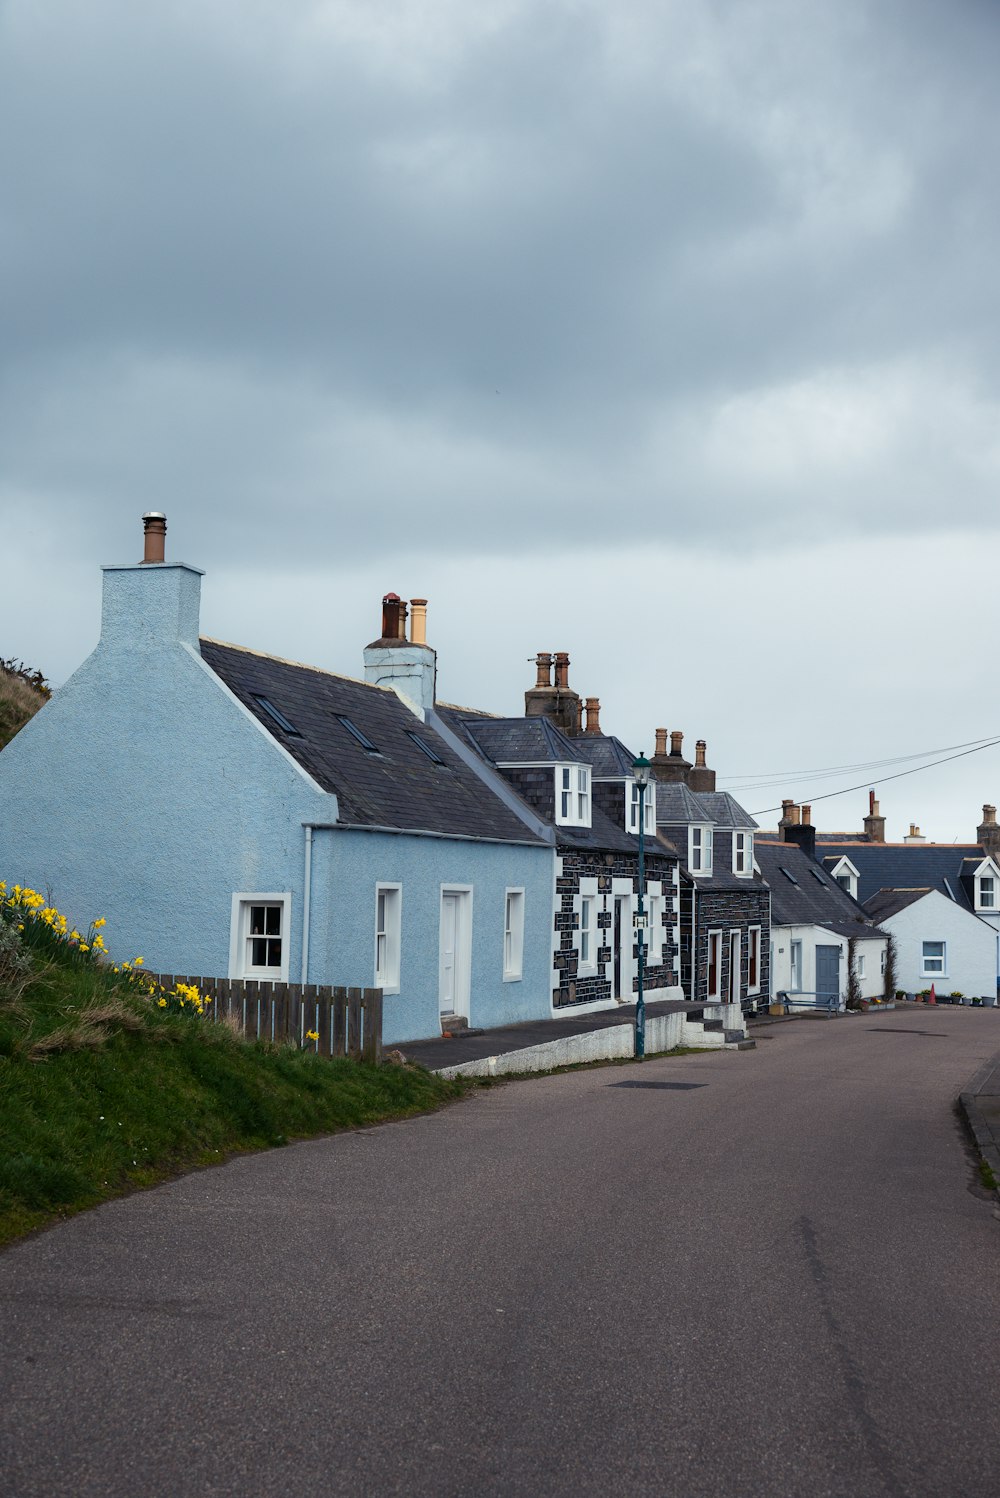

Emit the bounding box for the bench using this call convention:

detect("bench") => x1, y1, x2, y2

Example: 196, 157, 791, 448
777, 990, 840, 1016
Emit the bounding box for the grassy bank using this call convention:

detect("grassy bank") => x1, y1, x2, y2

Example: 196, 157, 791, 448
0, 884, 464, 1248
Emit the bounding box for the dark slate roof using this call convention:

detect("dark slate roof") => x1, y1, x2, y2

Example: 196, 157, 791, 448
438, 707, 657, 857
755, 841, 886, 940
200, 639, 546, 844
817, 840, 991, 914
571, 734, 639, 777
655, 783, 716, 825
696, 791, 758, 830
864, 888, 932, 921
443, 712, 581, 765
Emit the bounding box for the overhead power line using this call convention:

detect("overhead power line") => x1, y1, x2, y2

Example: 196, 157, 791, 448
748, 734, 1000, 819
720, 733, 1000, 793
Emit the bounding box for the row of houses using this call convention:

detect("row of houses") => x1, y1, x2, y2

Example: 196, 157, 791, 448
1, 516, 997, 1046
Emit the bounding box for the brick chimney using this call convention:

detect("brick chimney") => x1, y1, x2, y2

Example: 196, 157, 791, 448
652, 728, 692, 784
584, 698, 601, 734
364, 592, 436, 716
524, 651, 580, 734
781, 801, 816, 860
686, 738, 716, 793
977, 804, 1000, 859
863, 790, 885, 843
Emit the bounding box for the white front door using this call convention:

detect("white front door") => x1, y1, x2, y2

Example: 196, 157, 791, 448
439, 889, 472, 1019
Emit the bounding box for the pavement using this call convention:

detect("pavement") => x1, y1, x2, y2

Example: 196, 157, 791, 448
397, 997, 715, 1071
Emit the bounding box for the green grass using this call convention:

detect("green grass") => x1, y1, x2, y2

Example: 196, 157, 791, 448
0, 907, 465, 1249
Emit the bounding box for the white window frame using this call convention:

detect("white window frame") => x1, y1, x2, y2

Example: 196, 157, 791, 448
880, 947, 887, 975
503, 888, 525, 981
830, 856, 860, 901
375, 883, 402, 993
229, 892, 292, 982
790, 939, 803, 992
733, 830, 753, 877
855, 952, 866, 980
627, 781, 657, 835
921, 940, 947, 978
646, 884, 665, 967
975, 862, 999, 911
689, 825, 713, 876
747, 925, 761, 994
578, 893, 597, 973
555, 764, 592, 827
707, 929, 722, 1000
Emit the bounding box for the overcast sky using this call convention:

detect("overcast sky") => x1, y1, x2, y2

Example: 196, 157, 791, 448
3, 0, 1000, 840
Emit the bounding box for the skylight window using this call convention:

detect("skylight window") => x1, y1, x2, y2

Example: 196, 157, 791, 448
780, 866, 799, 886
251, 695, 301, 736
407, 731, 446, 765
337, 715, 379, 753
810, 869, 827, 885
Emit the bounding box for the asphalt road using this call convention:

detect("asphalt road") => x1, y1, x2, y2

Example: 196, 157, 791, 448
1, 1009, 998, 1498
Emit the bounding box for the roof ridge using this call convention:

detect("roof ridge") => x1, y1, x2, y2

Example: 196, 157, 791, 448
437, 699, 502, 717
200, 637, 391, 693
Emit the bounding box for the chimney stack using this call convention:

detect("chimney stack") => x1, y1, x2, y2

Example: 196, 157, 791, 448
687, 737, 716, 793
141, 511, 167, 565
904, 823, 926, 845
651, 728, 692, 784
584, 698, 601, 734
524, 651, 580, 733
863, 791, 886, 844
779, 800, 801, 830
978, 803, 1000, 859
364, 591, 437, 715
780, 798, 816, 860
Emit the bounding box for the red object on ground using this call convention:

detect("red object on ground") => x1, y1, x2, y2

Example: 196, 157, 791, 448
929, 984, 937, 1004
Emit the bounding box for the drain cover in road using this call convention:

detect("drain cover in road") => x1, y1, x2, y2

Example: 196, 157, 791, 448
609, 1080, 707, 1090
866, 1028, 947, 1037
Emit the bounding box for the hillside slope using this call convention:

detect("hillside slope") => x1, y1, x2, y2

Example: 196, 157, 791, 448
0, 660, 50, 751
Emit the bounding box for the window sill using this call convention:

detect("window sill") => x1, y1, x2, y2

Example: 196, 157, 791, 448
502, 972, 523, 983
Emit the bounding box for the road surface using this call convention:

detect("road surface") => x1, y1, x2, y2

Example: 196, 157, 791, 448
1, 1007, 998, 1496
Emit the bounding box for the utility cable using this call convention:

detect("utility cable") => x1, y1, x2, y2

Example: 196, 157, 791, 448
748, 734, 1000, 818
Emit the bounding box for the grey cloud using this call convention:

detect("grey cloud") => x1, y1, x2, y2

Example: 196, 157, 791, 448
2, 0, 1000, 572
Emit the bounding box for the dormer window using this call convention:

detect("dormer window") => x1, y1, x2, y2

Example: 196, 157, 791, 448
555, 764, 591, 827
689, 825, 713, 874
733, 830, 753, 876
627, 781, 656, 835
976, 870, 998, 910
830, 856, 859, 901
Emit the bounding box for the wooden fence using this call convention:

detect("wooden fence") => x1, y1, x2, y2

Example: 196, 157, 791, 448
152, 975, 383, 1064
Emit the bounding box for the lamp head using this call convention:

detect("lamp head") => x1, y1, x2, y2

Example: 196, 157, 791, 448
632, 753, 651, 789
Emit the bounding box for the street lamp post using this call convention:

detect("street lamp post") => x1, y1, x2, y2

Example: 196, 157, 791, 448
632, 753, 651, 1060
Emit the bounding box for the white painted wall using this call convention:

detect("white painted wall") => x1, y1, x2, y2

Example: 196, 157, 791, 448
878, 890, 997, 1000
770, 925, 886, 1006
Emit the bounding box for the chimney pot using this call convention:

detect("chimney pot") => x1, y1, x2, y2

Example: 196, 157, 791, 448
585, 697, 601, 734
380, 593, 402, 641
984, 804, 997, 826
534, 652, 553, 688
409, 599, 428, 646
654, 727, 668, 758
397, 600, 408, 640
695, 739, 707, 768
554, 652, 570, 690
670, 730, 684, 756
141, 511, 167, 565
801, 804, 812, 826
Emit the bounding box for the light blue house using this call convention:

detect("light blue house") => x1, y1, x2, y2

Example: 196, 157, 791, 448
0, 516, 555, 1045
